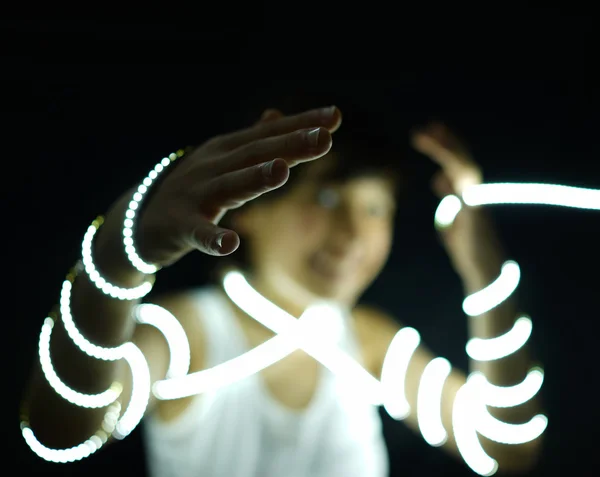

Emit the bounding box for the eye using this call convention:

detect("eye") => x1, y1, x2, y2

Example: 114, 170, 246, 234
366, 204, 386, 217
365, 201, 394, 218
316, 188, 340, 209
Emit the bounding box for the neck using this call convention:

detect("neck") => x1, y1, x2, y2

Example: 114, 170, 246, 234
248, 271, 314, 319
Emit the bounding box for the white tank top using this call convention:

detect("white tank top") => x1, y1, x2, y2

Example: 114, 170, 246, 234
142, 286, 389, 477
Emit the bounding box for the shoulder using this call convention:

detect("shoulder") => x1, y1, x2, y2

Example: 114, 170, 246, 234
139, 287, 214, 422
353, 303, 402, 334
146, 287, 216, 353
352, 303, 402, 378
150, 289, 204, 323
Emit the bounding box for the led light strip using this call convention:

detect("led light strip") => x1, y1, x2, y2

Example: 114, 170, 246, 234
113, 342, 151, 439
25, 337, 149, 456
456, 258, 543, 474
134, 304, 190, 379
38, 316, 122, 408
475, 405, 548, 445
468, 368, 544, 408
463, 183, 600, 210
154, 308, 334, 399
21, 401, 121, 463
466, 316, 533, 361
155, 267, 544, 477
25, 265, 152, 459
60, 271, 127, 361
222, 273, 384, 404
123, 150, 185, 274
59, 270, 151, 438
31, 180, 600, 469
434, 182, 600, 230
417, 357, 452, 447
155, 284, 382, 404
380, 327, 421, 420
82, 216, 154, 300
154, 327, 297, 399
453, 380, 499, 476
462, 261, 520, 317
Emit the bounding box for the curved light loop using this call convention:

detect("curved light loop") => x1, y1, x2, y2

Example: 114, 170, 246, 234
134, 304, 190, 379
31, 180, 600, 469
468, 368, 544, 408
462, 261, 521, 317
38, 317, 122, 408
466, 316, 532, 361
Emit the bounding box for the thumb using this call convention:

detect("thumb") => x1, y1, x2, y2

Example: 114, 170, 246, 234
190, 220, 241, 256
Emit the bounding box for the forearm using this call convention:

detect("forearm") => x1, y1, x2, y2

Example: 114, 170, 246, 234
463, 265, 533, 386
25, 193, 148, 446
459, 242, 543, 432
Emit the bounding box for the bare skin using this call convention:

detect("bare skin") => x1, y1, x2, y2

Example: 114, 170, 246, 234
23, 105, 342, 446
153, 142, 541, 471
23, 106, 542, 474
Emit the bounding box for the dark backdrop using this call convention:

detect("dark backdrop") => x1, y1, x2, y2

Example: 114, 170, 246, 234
5, 18, 599, 477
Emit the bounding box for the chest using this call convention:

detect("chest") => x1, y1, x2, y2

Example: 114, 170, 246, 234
240, 318, 376, 411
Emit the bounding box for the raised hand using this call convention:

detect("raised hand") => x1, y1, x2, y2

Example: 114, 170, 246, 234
411, 122, 504, 284
122, 106, 341, 267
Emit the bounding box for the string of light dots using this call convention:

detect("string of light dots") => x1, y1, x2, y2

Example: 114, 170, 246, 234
23, 180, 600, 474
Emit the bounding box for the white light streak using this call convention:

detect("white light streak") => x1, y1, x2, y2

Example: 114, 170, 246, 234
453, 381, 499, 476
153, 329, 296, 399
475, 405, 548, 445
124, 151, 184, 274
60, 277, 127, 361
21, 401, 121, 463
113, 343, 150, 440
223, 272, 383, 404
82, 219, 153, 300
35, 179, 600, 467
155, 276, 382, 404
463, 183, 600, 210
134, 304, 190, 379
463, 261, 520, 317
434, 183, 600, 231
468, 368, 544, 408
466, 316, 532, 361
39, 317, 121, 408
435, 195, 463, 228
380, 327, 421, 420
417, 357, 451, 446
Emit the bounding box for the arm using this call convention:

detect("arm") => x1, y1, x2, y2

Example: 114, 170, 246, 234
357, 298, 542, 474
21, 106, 341, 457
411, 122, 542, 402
23, 193, 172, 448
357, 123, 544, 474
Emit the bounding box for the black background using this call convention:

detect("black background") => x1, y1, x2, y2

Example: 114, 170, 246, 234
5, 15, 599, 477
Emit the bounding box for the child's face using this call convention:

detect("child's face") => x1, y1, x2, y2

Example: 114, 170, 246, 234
237, 156, 397, 306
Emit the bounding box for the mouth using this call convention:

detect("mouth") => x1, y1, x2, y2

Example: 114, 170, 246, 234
309, 250, 358, 280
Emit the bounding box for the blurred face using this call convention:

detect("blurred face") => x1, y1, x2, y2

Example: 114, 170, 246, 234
236, 155, 397, 309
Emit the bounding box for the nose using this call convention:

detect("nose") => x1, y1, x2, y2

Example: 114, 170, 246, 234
335, 204, 365, 238
329, 207, 365, 260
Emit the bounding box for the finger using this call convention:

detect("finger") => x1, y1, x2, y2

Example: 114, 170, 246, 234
196, 158, 290, 211
431, 170, 456, 198
257, 108, 284, 123
215, 106, 341, 151
210, 126, 332, 175
411, 123, 471, 166
411, 130, 458, 165
188, 220, 241, 257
